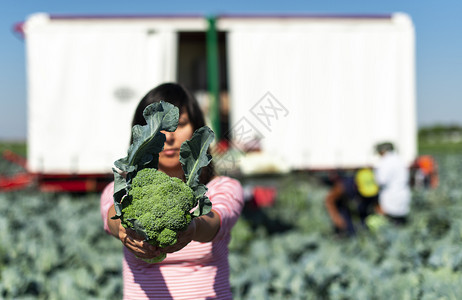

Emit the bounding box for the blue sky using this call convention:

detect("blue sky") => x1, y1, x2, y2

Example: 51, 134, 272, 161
1, 0, 461, 140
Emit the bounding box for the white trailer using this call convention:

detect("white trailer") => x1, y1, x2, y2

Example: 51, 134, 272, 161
20, 13, 415, 189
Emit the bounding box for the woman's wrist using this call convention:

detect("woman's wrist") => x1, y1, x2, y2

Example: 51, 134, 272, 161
190, 217, 199, 241
190, 210, 220, 243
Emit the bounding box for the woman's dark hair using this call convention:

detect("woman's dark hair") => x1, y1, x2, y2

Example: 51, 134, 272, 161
132, 83, 205, 131
131, 82, 215, 184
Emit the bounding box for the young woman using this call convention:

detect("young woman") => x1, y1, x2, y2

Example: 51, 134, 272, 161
100, 83, 244, 299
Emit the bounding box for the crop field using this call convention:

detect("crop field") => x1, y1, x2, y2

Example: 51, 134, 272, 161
1, 149, 461, 299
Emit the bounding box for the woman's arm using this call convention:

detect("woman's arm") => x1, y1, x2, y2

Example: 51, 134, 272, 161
192, 209, 221, 242
106, 204, 121, 238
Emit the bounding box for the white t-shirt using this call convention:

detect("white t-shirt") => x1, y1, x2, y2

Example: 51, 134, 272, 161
374, 151, 411, 217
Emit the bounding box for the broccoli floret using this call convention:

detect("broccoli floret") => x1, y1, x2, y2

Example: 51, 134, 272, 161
162, 206, 192, 231
131, 167, 166, 188
157, 228, 178, 247
121, 168, 196, 253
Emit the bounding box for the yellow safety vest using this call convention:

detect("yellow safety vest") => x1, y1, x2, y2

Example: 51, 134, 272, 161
355, 168, 379, 197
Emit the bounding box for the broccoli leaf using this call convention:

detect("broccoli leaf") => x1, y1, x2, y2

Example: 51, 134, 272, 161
128, 102, 179, 168
193, 195, 213, 217
180, 126, 215, 187
132, 219, 149, 240
112, 172, 127, 217
180, 126, 215, 216
112, 101, 179, 218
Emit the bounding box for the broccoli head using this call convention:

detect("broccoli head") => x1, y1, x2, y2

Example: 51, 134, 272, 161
121, 168, 196, 251
111, 103, 214, 264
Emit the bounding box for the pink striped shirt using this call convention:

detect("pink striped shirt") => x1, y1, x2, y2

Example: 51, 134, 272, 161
100, 176, 244, 299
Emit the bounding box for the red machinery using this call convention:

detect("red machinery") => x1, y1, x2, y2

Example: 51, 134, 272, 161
0, 150, 112, 192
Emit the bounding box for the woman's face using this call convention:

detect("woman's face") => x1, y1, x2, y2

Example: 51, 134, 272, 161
158, 109, 194, 172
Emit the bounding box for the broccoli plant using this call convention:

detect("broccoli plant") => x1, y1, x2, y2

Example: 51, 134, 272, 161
111, 101, 214, 263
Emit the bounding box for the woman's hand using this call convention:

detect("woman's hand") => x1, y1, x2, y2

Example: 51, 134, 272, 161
160, 219, 197, 254
117, 223, 162, 259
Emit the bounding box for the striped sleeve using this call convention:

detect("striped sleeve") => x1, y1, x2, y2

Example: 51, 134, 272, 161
100, 181, 115, 235
206, 177, 244, 241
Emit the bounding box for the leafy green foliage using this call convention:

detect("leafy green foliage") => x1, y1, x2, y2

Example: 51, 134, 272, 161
229, 154, 462, 299
2, 151, 462, 299
0, 191, 123, 299
180, 126, 214, 216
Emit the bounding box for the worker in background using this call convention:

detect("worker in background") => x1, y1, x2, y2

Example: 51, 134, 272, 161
324, 168, 379, 237
374, 142, 411, 225
411, 155, 439, 189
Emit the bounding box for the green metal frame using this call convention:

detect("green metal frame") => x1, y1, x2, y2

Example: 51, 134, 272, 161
206, 16, 221, 140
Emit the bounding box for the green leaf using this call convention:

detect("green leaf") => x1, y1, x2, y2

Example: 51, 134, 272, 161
192, 195, 212, 217
180, 126, 214, 188
180, 126, 215, 216
132, 219, 149, 240
127, 102, 179, 167
111, 169, 127, 218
